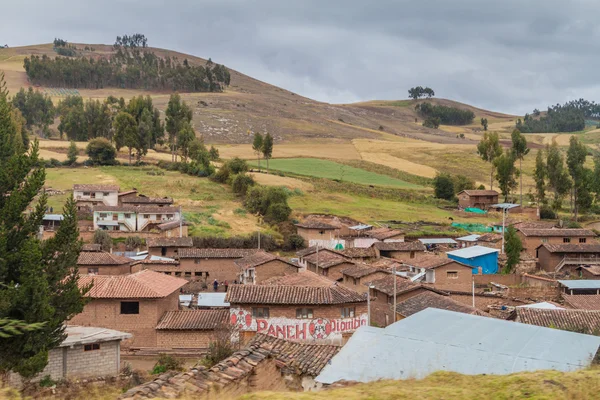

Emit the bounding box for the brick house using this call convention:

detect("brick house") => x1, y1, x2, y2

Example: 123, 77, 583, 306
176, 248, 258, 283
341, 264, 391, 293
296, 246, 346, 270
147, 236, 194, 257
11, 326, 131, 385
368, 275, 445, 327
226, 271, 367, 344
155, 309, 229, 349
70, 270, 187, 348
372, 241, 426, 260
404, 255, 475, 291
303, 251, 355, 281
132, 257, 183, 277
73, 184, 120, 210
457, 189, 499, 209
235, 251, 300, 284
518, 228, 597, 256
77, 248, 135, 275
338, 247, 377, 262
365, 227, 405, 242
535, 243, 600, 274
295, 221, 339, 243
157, 220, 189, 238
394, 291, 485, 321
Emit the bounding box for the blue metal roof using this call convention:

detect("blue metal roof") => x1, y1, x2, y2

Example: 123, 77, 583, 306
558, 280, 600, 290
447, 245, 499, 258
316, 308, 600, 384
418, 238, 457, 245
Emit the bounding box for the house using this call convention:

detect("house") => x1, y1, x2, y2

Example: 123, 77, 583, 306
11, 326, 131, 385
70, 270, 187, 348
303, 250, 355, 281
563, 294, 600, 310
226, 271, 367, 344
558, 280, 600, 295
119, 192, 174, 207
176, 248, 258, 283
489, 203, 522, 214
517, 228, 597, 256
368, 274, 446, 327
41, 214, 63, 231
418, 238, 458, 251
535, 243, 600, 274
77, 247, 135, 275
147, 236, 194, 257
122, 334, 341, 399
365, 227, 405, 242
447, 245, 499, 274
341, 264, 391, 293
296, 246, 345, 269
477, 233, 503, 249
295, 221, 339, 244
155, 309, 229, 349
394, 291, 485, 321
132, 256, 181, 277
73, 184, 120, 210
404, 254, 475, 291
93, 205, 182, 232
513, 308, 600, 335
456, 234, 480, 248
157, 219, 189, 238
457, 189, 499, 209
371, 241, 425, 260
315, 308, 600, 384
338, 246, 377, 262
235, 251, 300, 284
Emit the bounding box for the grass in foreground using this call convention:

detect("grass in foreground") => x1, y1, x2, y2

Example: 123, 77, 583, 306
240, 369, 600, 400
248, 158, 424, 189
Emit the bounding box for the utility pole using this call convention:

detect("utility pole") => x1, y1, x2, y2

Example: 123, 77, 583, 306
501, 207, 506, 254
179, 205, 182, 238
393, 266, 397, 322
472, 274, 475, 307
316, 243, 319, 275
367, 286, 371, 326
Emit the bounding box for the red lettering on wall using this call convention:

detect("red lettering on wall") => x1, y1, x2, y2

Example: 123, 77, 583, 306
275, 325, 286, 338
267, 325, 276, 337
257, 319, 268, 332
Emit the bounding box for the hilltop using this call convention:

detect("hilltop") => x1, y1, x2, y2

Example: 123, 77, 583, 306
0, 43, 516, 145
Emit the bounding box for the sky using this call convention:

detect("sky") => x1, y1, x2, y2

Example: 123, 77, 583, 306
2, 0, 599, 114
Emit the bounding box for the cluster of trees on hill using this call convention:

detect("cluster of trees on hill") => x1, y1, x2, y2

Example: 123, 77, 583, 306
408, 86, 434, 100
416, 102, 475, 126
516, 100, 592, 133
24, 35, 230, 92
433, 173, 479, 200
11, 87, 54, 134
53, 38, 77, 57
114, 33, 148, 48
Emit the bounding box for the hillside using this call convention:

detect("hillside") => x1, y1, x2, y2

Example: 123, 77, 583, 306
0, 43, 517, 145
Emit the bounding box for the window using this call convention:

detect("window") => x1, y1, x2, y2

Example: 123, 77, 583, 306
541, 238, 548, 243
99, 213, 107, 218
90, 192, 96, 198
83, 192, 90, 196
252, 307, 270, 318
103, 192, 110, 196
319, 230, 325, 235
447, 271, 458, 279
194, 272, 202, 276
124, 213, 132, 219
353, 278, 357, 285
175, 272, 181, 276
112, 214, 118, 221
120, 301, 139, 315
296, 308, 313, 319
156, 214, 162, 220
387, 295, 392, 304
563, 238, 571, 243
143, 214, 150, 219
88, 268, 99, 275
580, 238, 587, 243
194, 259, 201, 264
321, 269, 328, 276
341, 307, 355, 318
84, 343, 100, 351
184, 272, 191, 278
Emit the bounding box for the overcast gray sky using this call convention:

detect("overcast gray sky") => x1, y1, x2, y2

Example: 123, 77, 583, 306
2, 0, 598, 114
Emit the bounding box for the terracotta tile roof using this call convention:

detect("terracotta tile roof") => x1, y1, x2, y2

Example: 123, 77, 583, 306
178, 248, 258, 259
225, 282, 366, 305
370, 257, 403, 270
234, 251, 298, 270
156, 310, 229, 330
342, 264, 390, 279
296, 246, 344, 258
157, 220, 189, 231
121, 334, 340, 399
518, 228, 596, 238
580, 265, 600, 276
81, 243, 102, 252
295, 221, 338, 230
369, 274, 446, 297
74, 184, 119, 191
339, 247, 376, 258
77, 251, 132, 266
563, 295, 600, 310
458, 189, 498, 196
404, 254, 473, 270
146, 237, 194, 248
121, 196, 173, 205
117, 190, 138, 197
537, 243, 600, 253
373, 241, 426, 252
303, 251, 350, 269
478, 233, 503, 243
515, 308, 600, 334
261, 270, 337, 287
366, 228, 404, 240
94, 205, 180, 214
395, 291, 485, 317
78, 270, 187, 299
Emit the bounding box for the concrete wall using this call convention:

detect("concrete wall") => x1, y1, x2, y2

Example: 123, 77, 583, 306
137, 211, 180, 232
94, 211, 137, 231
74, 190, 119, 207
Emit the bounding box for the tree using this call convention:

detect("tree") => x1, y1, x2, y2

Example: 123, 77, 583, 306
511, 129, 530, 206
93, 230, 112, 252
228, 157, 249, 175
11, 87, 54, 135
477, 132, 503, 190
566, 136, 589, 221
67, 141, 78, 165
451, 175, 475, 194
480, 118, 488, 131
84, 99, 112, 140
136, 108, 153, 161
57, 96, 85, 140
113, 111, 138, 165
262, 133, 273, 172
209, 145, 219, 161
494, 150, 519, 202
422, 116, 440, 129
533, 149, 547, 204
433, 173, 454, 200
503, 225, 522, 274
231, 173, 255, 196
86, 137, 117, 165
165, 93, 192, 162
252, 132, 263, 170
177, 122, 196, 162
546, 142, 572, 211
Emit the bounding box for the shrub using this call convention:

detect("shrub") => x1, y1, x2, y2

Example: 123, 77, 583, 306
423, 116, 441, 129
228, 157, 249, 174
234, 208, 247, 216
209, 145, 219, 161
151, 354, 183, 375
39, 375, 56, 388
565, 220, 582, 229
284, 234, 305, 251
201, 326, 239, 368
86, 138, 117, 165
231, 173, 255, 196
93, 230, 113, 251
211, 163, 230, 183
540, 206, 557, 220
433, 173, 454, 200
245, 186, 291, 223
265, 202, 291, 224
125, 236, 143, 251
67, 141, 78, 165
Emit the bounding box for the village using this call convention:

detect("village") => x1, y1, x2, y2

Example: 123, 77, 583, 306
21, 183, 600, 398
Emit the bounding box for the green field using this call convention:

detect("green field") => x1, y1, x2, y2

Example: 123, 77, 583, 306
249, 158, 425, 189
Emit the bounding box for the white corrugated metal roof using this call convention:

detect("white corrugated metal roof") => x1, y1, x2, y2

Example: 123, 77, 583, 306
179, 295, 192, 307
349, 224, 372, 230
517, 302, 565, 310
418, 238, 457, 245
490, 203, 521, 209
558, 280, 600, 290
316, 308, 600, 384
447, 245, 499, 258
43, 214, 64, 221
62, 326, 131, 346
197, 292, 230, 307
456, 234, 481, 242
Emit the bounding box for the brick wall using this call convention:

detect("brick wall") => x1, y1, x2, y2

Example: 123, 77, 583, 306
307, 262, 354, 281
518, 233, 594, 256
430, 263, 472, 291
254, 260, 298, 284
507, 286, 561, 302
341, 271, 389, 294
177, 258, 240, 282
79, 263, 132, 275
148, 246, 185, 258
156, 330, 213, 349
296, 227, 338, 242
369, 287, 429, 327
236, 303, 367, 320
473, 273, 521, 286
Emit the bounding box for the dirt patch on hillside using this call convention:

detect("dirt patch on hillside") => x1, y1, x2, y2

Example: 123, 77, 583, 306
248, 173, 314, 191
359, 152, 438, 178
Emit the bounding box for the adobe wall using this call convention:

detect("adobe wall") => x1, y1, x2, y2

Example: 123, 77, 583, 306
254, 260, 299, 283
156, 330, 213, 349
369, 287, 429, 327
178, 258, 240, 282
431, 262, 472, 291
296, 227, 339, 242
507, 286, 561, 302
473, 273, 521, 286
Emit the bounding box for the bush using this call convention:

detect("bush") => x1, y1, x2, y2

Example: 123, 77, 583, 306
540, 206, 557, 220
416, 102, 475, 125
125, 236, 143, 251
39, 375, 56, 388
565, 220, 582, 229
265, 202, 291, 224
423, 116, 441, 129
231, 173, 255, 196
93, 230, 113, 251
152, 354, 183, 375
192, 232, 278, 251
67, 141, 78, 165
228, 157, 248, 174
209, 145, 219, 161
86, 138, 117, 165
201, 326, 238, 368
284, 234, 305, 251
211, 163, 230, 183
433, 173, 454, 200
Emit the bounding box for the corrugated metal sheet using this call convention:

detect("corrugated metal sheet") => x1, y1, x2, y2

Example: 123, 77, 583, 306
43, 214, 64, 221
447, 245, 499, 258
559, 280, 600, 290
517, 302, 565, 310
456, 234, 481, 242
197, 293, 230, 307
490, 203, 520, 209
316, 308, 600, 384
418, 238, 457, 245
349, 224, 372, 230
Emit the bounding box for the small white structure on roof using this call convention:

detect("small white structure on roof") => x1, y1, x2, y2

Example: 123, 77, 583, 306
316, 308, 600, 384
179, 294, 193, 307
198, 292, 230, 308
517, 302, 565, 310
418, 238, 457, 245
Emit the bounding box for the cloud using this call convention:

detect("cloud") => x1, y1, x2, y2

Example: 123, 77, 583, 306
2, 0, 599, 114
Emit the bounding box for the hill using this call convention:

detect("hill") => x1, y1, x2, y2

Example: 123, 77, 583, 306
0, 43, 517, 145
